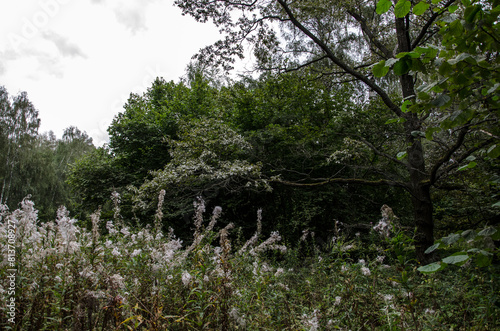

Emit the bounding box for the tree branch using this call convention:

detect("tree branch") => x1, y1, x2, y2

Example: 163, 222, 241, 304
346, 9, 392, 59
411, 0, 458, 49
275, 177, 407, 189
275, 0, 403, 117
430, 126, 469, 185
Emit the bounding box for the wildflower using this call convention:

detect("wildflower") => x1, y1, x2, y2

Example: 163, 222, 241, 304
355, 232, 360, 237
131, 249, 142, 257
120, 227, 130, 237
274, 268, 284, 277
376, 255, 385, 263
300, 229, 309, 241
182, 271, 192, 287
112, 247, 121, 256
341, 244, 353, 251
334, 296, 341, 306
358, 259, 366, 265
229, 307, 246, 327
238, 209, 262, 255
106, 221, 118, 235
302, 309, 320, 331
55, 263, 64, 269
361, 266, 371, 276
383, 294, 394, 301
55, 276, 62, 283
109, 274, 125, 289
424, 308, 435, 314
341, 265, 348, 273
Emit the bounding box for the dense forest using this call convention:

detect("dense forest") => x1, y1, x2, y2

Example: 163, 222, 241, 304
1, 0, 499, 329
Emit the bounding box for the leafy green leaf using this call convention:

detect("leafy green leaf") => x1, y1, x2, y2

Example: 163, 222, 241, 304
418, 262, 446, 274
441, 233, 460, 245
413, 1, 430, 15
478, 227, 497, 237
393, 58, 411, 75
442, 253, 470, 265
373, 61, 390, 77
458, 161, 477, 171
385, 118, 406, 124
431, 94, 451, 107
461, 229, 477, 241
487, 145, 500, 158
424, 243, 440, 254
397, 151, 407, 160
448, 53, 471, 65
401, 100, 412, 112
376, 0, 393, 14
395, 0, 412, 17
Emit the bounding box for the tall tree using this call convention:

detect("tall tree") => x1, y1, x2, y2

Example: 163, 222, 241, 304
174, 0, 499, 261
0, 86, 40, 206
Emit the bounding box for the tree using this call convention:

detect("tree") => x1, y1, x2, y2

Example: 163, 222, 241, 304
174, 0, 499, 261
0, 86, 40, 206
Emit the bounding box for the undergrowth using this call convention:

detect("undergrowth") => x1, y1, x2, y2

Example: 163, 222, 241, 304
0, 195, 498, 330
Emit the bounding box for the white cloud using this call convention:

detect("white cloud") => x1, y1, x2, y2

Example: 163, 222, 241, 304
0, 0, 228, 146
42, 31, 87, 58
92, 0, 160, 33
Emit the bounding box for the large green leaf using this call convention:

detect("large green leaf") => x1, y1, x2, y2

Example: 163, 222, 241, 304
487, 145, 500, 158
442, 253, 470, 265
394, 0, 412, 17
376, 0, 393, 14
418, 262, 446, 274
424, 242, 440, 254
413, 1, 430, 15
373, 61, 390, 77
478, 227, 497, 237
441, 233, 460, 245
393, 58, 411, 75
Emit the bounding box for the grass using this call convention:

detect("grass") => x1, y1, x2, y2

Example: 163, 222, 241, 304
0, 196, 498, 330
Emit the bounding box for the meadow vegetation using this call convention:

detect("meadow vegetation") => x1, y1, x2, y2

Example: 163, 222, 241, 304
1, 194, 498, 330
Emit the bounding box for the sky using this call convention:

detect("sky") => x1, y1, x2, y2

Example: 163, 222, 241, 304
0, 0, 238, 146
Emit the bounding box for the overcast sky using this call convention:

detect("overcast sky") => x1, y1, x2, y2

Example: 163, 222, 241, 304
0, 0, 233, 146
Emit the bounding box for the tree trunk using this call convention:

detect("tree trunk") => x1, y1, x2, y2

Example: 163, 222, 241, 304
406, 129, 435, 263
411, 182, 435, 263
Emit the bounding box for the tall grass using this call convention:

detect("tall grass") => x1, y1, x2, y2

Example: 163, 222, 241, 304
0, 196, 498, 330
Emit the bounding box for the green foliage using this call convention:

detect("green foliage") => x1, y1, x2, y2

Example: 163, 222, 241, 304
418, 225, 500, 274
2, 197, 498, 330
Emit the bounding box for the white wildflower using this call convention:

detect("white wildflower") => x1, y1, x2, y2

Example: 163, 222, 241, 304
120, 227, 130, 237
383, 294, 394, 301
229, 307, 246, 327
131, 249, 142, 257
361, 266, 371, 276
109, 274, 125, 289
182, 271, 192, 287
302, 309, 320, 331
112, 247, 121, 256
334, 296, 341, 306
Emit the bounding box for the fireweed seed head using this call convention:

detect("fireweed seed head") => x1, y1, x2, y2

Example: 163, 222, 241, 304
334, 296, 342, 306
361, 266, 371, 276
181, 271, 192, 287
